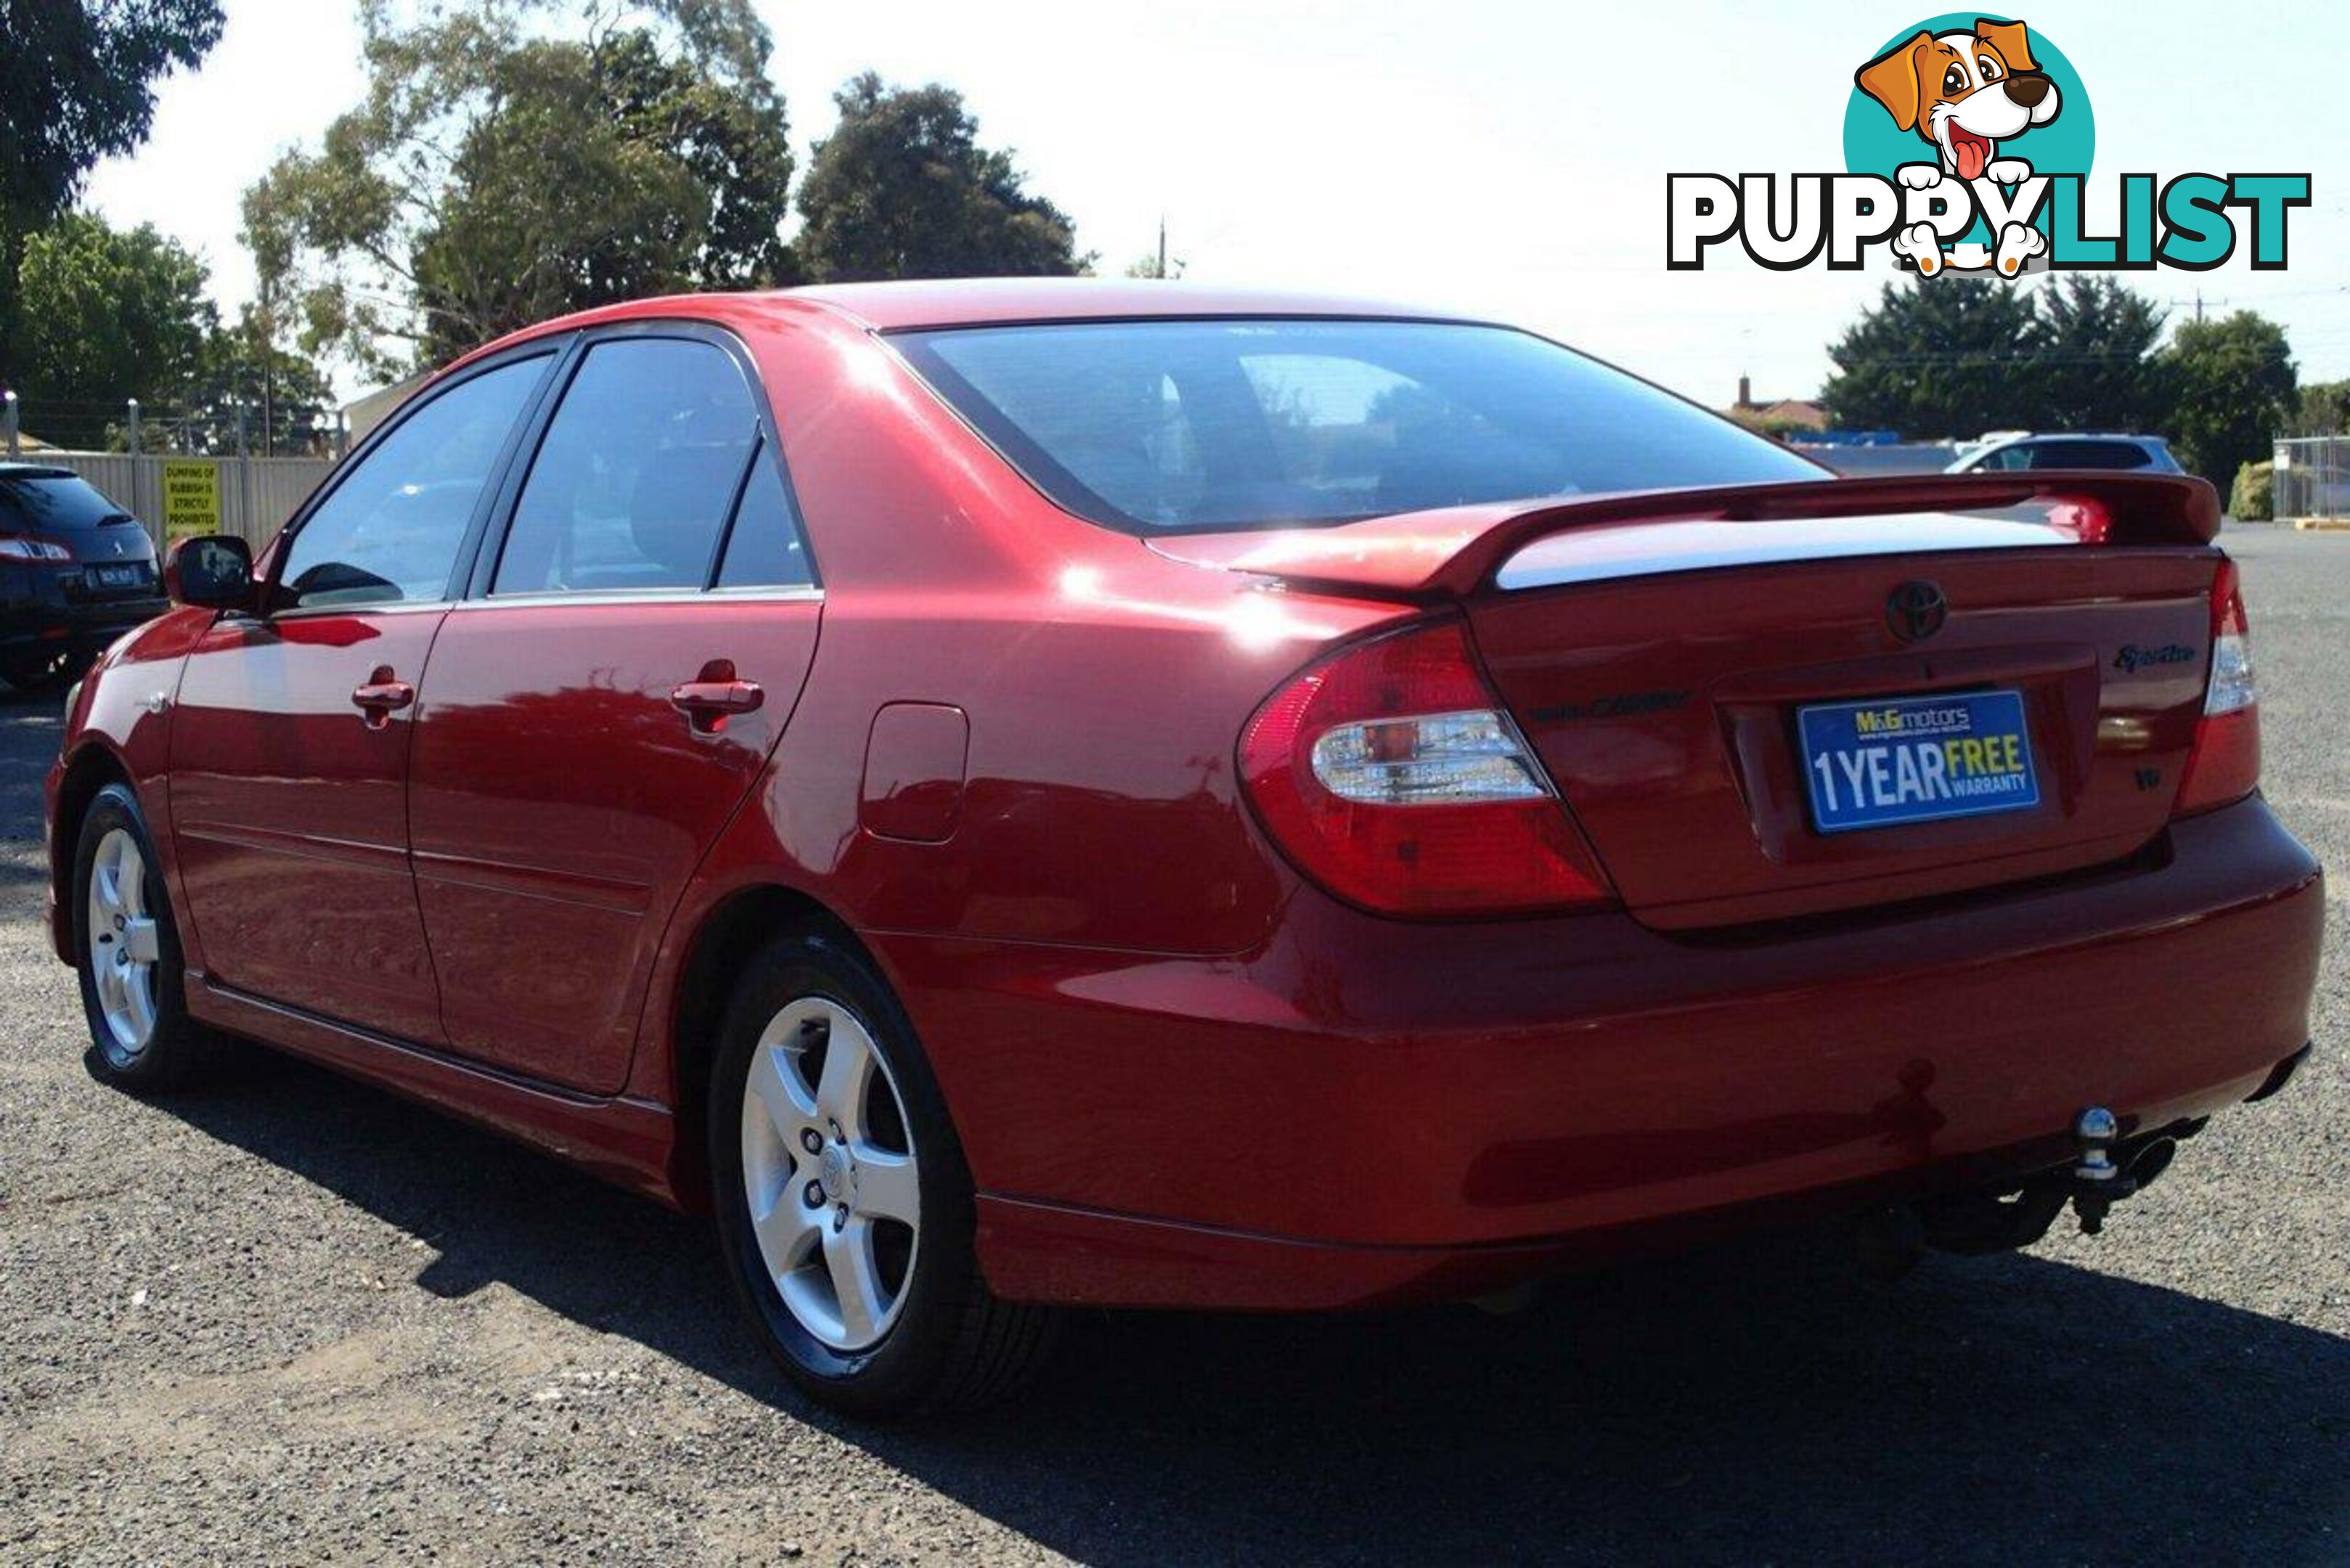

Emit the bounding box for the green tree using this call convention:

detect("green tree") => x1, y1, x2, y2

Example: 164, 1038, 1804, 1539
179, 306, 336, 457
0, 0, 224, 385
243, 0, 794, 377
2033, 275, 2175, 433
2287, 378, 2350, 437
796, 73, 1090, 282
2163, 310, 2296, 486
1819, 278, 2044, 438
12, 211, 214, 444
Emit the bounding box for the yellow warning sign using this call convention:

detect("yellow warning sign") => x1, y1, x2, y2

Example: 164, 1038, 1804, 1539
162, 460, 220, 536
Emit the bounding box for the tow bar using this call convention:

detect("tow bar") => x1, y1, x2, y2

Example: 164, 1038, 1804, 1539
2068, 1106, 2136, 1234
1871, 1106, 2204, 1265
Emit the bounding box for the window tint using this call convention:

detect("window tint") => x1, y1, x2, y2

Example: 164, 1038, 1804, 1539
493, 338, 759, 595
714, 449, 813, 589
277, 356, 546, 609
1978, 445, 2035, 471
2025, 439, 2153, 470
895, 319, 1821, 534
0, 470, 134, 533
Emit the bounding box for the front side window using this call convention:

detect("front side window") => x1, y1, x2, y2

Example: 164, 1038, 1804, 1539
277, 355, 548, 609
895, 319, 1821, 534
492, 338, 759, 595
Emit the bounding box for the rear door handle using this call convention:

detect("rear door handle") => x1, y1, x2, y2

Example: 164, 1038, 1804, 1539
352, 667, 415, 729
670, 660, 763, 735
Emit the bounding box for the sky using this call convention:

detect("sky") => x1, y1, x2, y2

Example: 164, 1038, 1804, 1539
82, 0, 2350, 406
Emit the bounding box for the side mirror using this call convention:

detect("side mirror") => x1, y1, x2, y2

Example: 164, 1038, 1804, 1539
164, 534, 255, 611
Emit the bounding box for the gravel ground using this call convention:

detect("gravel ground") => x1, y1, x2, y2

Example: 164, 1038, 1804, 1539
2, 529, 2345, 1564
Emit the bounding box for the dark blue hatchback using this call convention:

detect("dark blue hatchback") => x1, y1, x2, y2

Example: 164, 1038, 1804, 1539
0, 464, 164, 690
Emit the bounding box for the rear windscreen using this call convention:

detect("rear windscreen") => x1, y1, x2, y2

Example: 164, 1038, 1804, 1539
894, 318, 1821, 534
0, 471, 131, 532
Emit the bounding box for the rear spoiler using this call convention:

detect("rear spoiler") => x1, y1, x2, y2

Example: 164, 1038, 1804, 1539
1148, 473, 2223, 600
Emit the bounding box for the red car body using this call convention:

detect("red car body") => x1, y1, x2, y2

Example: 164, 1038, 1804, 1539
46, 281, 2322, 1314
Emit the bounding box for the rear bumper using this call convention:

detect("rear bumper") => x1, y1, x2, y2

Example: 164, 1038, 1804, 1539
869, 796, 2323, 1310
0, 586, 166, 659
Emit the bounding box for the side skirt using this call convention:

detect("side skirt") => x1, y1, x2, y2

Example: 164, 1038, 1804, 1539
187, 973, 684, 1209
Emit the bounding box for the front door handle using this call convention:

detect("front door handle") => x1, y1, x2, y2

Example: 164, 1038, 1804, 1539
352, 667, 415, 730
671, 660, 763, 735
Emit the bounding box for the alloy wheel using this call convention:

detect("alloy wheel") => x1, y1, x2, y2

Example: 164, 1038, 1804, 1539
86, 828, 161, 1063
738, 995, 922, 1352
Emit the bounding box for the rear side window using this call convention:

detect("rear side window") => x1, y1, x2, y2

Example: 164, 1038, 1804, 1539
493, 338, 759, 595
894, 319, 1820, 534
713, 447, 814, 589
277, 354, 548, 610
2025, 440, 2155, 470
0, 471, 132, 533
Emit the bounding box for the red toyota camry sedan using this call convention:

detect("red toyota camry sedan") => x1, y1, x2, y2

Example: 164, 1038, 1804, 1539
46, 281, 2322, 1416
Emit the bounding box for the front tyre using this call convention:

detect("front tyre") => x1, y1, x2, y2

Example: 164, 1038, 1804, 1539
73, 782, 215, 1090
709, 928, 1058, 1418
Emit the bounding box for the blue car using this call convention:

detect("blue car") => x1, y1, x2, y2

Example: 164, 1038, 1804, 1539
0, 464, 165, 690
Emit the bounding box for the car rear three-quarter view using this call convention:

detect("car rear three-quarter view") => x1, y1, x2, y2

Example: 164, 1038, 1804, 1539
1, 464, 165, 692
45, 280, 2323, 1418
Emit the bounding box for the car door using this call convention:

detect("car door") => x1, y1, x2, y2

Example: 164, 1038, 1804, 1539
406, 327, 821, 1094
168, 350, 557, 1042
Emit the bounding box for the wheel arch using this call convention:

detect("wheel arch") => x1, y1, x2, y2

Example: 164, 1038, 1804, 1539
664, 881, 880, 1211
49, 742, 136, 963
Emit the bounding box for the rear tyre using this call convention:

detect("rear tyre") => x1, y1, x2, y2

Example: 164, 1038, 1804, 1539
73, 783, 216, 1090
709, 926, 1059, 1418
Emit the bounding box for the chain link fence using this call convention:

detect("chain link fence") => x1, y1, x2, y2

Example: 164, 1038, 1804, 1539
2274, 438, 2350, 526
3, 390, 343, 547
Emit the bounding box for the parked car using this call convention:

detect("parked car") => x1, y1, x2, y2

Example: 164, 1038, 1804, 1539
1946, 432, 2186, 474
46, 282, 2322, 1416
0, 463, 164, 690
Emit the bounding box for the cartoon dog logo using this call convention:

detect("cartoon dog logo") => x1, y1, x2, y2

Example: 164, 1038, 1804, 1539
1856, 17, 2061, 276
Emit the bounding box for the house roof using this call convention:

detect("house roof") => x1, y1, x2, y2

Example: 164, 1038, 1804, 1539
1730, 397, 1829, 428
340, 372, 433, 443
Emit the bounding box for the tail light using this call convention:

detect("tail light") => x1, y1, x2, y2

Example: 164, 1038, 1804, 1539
1238, 619, 1615, 916
0, 536, 74, 563
2175, 555, 2259, 815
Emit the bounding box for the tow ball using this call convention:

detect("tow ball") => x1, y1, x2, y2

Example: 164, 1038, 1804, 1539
2070, 1106, 2137, 1235
1894, 1106, 2196, 1261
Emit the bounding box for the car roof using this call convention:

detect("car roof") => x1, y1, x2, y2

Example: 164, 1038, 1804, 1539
779, 277, 1488, 331
0, 462, 76, 478
1999, 433, 2170, 445
448, 279, 1496, 372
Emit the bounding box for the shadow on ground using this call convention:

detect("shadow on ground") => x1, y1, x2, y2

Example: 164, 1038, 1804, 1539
146, 1053, 2349, 1564
0, 687, 62, 821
